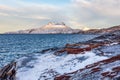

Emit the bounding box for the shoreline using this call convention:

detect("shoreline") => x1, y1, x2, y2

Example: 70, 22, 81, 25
0, 30, 120, 80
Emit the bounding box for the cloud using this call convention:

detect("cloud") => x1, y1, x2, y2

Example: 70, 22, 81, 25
0, 0, 71, 33
70, 0, 120, 28
0, 13, 9, 16
0, 5, 15, 11
0, 2, 60, 19
72, 0, 120, 16
0, 0, 120, 33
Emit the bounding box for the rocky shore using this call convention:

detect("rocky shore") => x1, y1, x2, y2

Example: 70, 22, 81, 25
0, 62, 16, 80
54, 31, 120, 80
0, 26, 120, 80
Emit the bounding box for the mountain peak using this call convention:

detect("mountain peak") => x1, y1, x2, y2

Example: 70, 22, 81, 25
5, 22, 80, 34
41, 22, 71, 29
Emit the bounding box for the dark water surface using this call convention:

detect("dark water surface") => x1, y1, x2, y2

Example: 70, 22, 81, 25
0, 34, 98, 67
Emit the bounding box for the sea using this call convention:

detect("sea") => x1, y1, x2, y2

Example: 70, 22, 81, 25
0, 34, 98, 68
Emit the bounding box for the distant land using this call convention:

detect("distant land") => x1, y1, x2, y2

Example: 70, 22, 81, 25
80, 25, 120, 34
5, 22, 80, 34
5, 22, 120, 34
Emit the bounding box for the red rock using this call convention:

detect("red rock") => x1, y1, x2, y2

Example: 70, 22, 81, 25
55, 55, 120, 80
65, 48, 84, 54
91, 67, 101, 73
55, 42, 107, 55
101, 72, 110, 77
100, 55, 120, 64
55, 75, 71, 80
112, 66, 120, 72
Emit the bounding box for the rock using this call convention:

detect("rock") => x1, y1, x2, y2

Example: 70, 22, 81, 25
55, 55, 120, 80
54, 30, 120, 80
40, 47, 59, 53
55, 43, 107, 55
0, 62, 16, 80
79, 25, 120, 34
55, 75, 71, 80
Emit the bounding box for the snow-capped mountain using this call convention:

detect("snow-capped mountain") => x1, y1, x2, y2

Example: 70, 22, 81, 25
6, 22, 80, 34
6, 23, 120, 34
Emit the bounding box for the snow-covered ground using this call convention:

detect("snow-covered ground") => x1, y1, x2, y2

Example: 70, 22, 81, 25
16, 30, 120, 80
16, 51, 107, 80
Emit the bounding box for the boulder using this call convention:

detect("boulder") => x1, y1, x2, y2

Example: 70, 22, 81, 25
0, 62, 16, 80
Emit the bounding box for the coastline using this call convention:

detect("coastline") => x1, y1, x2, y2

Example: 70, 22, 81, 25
0, 30, 120, 80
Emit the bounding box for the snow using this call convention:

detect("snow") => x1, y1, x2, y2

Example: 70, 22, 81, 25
42, 22, 71, 29
16, 51, 107, 80
43, 24, 69, 29
99, 43, 120, 57
6, 22, 80, 34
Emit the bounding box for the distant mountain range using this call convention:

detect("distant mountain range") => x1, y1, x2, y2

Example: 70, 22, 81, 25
6, 22, 80, 34
5, 22, 120, 34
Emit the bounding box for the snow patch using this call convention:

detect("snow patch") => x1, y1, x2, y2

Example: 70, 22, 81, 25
16, 51, 107, 80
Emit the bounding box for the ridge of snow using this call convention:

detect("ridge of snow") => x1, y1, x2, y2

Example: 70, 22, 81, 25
41, 22, 71, 30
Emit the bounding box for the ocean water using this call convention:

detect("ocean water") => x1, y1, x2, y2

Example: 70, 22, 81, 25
0, 34, 98, 68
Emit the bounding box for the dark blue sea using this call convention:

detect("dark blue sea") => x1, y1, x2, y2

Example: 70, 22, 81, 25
0, 34, 98, 68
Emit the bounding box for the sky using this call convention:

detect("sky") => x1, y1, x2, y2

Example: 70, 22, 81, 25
0, 0, 120, 33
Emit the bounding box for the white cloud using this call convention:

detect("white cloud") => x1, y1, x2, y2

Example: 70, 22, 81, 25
72, 0, 120, 16
70, 0, 120, 28
0, 0, 120, 33
0, 12, 9, 16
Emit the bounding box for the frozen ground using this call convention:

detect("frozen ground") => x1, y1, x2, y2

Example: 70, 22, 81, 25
16, 51, 107, 80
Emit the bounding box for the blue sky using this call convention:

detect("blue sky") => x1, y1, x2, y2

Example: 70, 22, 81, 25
24, 0, 71, 5
0, 0, 120, 33
0, 0, 71, 7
